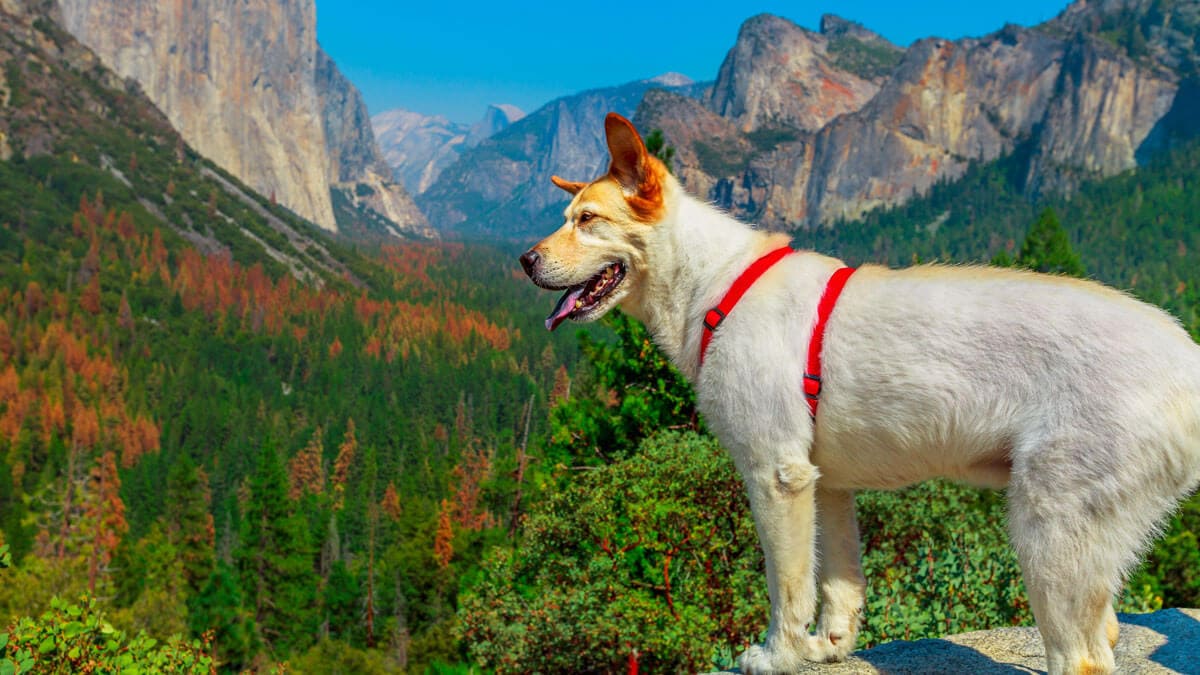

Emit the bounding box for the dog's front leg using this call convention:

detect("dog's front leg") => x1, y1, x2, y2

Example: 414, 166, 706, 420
738, 458, 822, 674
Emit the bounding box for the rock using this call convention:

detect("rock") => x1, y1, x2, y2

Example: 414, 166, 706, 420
707, 14, 884, 133
315, 47, 430, 236
708, 609, 1200, 674
54, 0, 427, 236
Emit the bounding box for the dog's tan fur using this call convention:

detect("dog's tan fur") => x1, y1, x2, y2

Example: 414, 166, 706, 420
521, 113, 1200, 675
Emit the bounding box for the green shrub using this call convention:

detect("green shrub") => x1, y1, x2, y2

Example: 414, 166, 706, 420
1, 596, 213, 674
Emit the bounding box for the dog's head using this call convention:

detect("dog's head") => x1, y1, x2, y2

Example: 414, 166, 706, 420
519, 113, 670, 330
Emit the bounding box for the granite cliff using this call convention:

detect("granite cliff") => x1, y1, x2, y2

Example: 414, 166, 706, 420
636, 2, 1196, 230
54, 0, 428, 237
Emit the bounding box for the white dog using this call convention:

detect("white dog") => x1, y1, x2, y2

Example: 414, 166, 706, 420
518, 113, 1200, 675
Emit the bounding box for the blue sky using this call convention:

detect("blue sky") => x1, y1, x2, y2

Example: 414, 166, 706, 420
316, 1, 1072, 125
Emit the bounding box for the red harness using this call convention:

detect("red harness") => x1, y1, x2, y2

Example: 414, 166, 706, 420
699, 246, 856, 417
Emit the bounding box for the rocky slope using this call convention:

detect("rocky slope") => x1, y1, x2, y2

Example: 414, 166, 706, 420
54, 0, 428, 237
709, 608, 1200, 674
636, 3, 1195, 230
418, 74, 706, 237
373, 104, 524, 195
0, 0, 371, 286
314, 47, 433, 238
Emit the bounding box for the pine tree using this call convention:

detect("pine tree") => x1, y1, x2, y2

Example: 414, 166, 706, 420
645, 129, 676, 172
191, 561, 255, 669
237, 442, 319, 656
999, 207, 1087, 277
166, 454, 215, 599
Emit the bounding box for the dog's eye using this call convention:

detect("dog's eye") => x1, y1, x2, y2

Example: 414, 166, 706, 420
577, 211, 595, 225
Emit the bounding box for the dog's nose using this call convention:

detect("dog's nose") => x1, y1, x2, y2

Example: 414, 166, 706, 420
519, 249, 540, 278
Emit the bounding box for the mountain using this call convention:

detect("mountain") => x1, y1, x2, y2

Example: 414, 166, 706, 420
417, 74, 707, 238
635, 3, 1198, 230
373, 104, 524, 196
466, 103, 525, 146
706, 14, 894, 133
53, 0, 430, 237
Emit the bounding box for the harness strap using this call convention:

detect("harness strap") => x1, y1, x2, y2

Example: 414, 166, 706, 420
699, 246, 795, 366
804, 267, 856, 417
698, 248, 856, 419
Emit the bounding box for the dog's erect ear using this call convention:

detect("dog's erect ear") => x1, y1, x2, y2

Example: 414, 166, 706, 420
605, 113, 648, 192
550, 175, 586, 195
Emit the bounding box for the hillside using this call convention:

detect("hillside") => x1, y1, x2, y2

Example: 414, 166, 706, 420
0, 3, 579, 670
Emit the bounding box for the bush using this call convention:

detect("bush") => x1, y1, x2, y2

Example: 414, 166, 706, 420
1, 596, 213, 674
459, 431, 766, 673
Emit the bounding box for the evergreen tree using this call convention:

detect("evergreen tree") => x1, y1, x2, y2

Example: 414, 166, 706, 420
645, 129, 676, 172
1015, 207, 1087, 277
166, 454, 215, 599
991, 207, 1087, 277
237, 442, 320, 656
190, 561, 255, 669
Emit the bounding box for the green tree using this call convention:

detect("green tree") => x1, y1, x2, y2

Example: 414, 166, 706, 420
645, 129, 676, 172
189, 561, 255, 669
546, 311, 701, 466
166, 455, 215, 600
992, 207, 1086, 277
2, 596, 213, 674
237, 443, 320, 657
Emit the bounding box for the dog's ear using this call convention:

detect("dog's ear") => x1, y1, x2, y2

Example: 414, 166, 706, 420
550, 175, 586, 195
605, 113, 648, 192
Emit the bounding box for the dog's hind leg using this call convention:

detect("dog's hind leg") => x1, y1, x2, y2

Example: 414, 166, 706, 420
737, 458, 823, 674
811, 486, 865, 663
1007, 473, 1130, 675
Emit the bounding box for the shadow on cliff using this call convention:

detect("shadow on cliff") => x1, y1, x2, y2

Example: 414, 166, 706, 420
1136, 78, 1200, 164
855, 637, 1038, 674
1120, 608, 1200, 673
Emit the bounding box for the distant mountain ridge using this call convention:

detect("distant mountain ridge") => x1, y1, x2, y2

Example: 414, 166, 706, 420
416, 73, 708, 237
635, 1, 1198, 231
373, 104, 525, 196
406, 1, 1197, 238
53, 0, 431, 238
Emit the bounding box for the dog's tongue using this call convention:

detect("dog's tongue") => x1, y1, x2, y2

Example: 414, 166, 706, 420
545, 286, 586, 331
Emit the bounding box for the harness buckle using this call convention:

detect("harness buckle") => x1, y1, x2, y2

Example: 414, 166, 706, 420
704, 307, 726, 332
803, 373, 822, 400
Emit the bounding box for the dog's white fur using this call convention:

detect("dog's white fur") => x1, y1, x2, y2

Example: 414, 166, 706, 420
522, 114, 1200, 674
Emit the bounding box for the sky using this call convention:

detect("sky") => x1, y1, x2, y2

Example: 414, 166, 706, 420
316, 1, 1073, 125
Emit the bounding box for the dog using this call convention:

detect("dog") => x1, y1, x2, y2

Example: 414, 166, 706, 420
518, 113, 1200, 675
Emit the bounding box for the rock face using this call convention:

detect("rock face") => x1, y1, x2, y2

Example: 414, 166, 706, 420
711, 608, 1200, 674
707, 14, 890, 133
373, 104, 524, 196
314, 47, 432, 237
635, 3, 1194, 231
54, 0, 428, 237
418, 74, 707, 238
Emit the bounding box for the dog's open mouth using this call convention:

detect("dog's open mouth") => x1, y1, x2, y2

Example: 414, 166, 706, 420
545, 262, 626, 331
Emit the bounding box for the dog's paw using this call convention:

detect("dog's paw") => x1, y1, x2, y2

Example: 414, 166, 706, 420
808, 630, 855, 663
737, 637, 819, 674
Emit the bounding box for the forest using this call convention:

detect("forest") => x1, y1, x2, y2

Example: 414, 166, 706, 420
1, 11, 1198, 670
